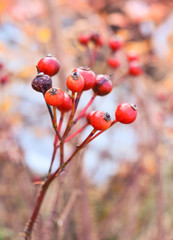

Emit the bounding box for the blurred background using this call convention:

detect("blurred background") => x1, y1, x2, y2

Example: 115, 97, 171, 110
0, 0, 173, 239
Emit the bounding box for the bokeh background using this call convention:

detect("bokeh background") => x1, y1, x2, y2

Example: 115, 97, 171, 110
0, 0, 173, 239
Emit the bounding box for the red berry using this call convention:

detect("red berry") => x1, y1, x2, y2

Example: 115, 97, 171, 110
32, 72, 52, 94
66, 71, 84, 92
86, 111, 96, 124
44, 87, 64, 107
107, 57, 120, 69
0, 75, 8, 85
115, 103, 137, 124
91, 111, 111, 130
127, 52, 139, 62
93, 74, 113, 96
90, 33, 104, 47
57, 92, 72, 112
37, 54, 60, 77
129, 61, 142, 76
74, 66, 96, 90
78, 34, 90, 45
109, 36, 123, 51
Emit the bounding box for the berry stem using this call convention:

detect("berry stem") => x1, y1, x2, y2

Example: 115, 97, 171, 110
53, 106, 57, 129
63, 92, 76, 139
65, 123, 89, 142
47, 134, 59, 177
58, 111, 64, 132
75, 91, 83, 112
62, 128, 97, 169
70, 93, 97, 130
36, 65, 40, 74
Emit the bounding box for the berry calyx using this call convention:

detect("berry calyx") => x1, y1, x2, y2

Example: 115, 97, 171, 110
37, 54, 60, 77
115, 103, 137, 124
32, 73, 52, 94
93, 74, 113, 96
129, 61, 143, 76
107, 57, 120, 69
109, 36, 123, 51
57, 92, 72, 112
74, 66, 96, 90
86, 111, 96, 124
78, 34, 90, 46
44, 87, 64, 107
91, 111, 111, 130
66, 71, 84, 92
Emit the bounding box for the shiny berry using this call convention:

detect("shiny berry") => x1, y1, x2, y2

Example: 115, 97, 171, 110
37, 54, 60, 77
109, 36, 123, 51
115, 103, 137, 124
44, 87, 64, 107
74, 66, 96, 90
90, 33, 104, 46
66, 71, 84, 92
78, 34, 90, 45
86, 111, 96, 124
32, 72, 52, 94
107, 57, 120, 69
91, 111, 111, 130
129, 61, 142, 76
127, 52, 139, 62
93, 74, 113, 96
57, 93, 72, 112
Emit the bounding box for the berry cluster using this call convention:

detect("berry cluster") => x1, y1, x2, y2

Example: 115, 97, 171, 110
78, 32, 143, 77
25, 54, 137, 239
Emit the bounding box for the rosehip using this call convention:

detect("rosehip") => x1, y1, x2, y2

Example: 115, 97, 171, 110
107, 57, 120, 69
37, 54, 60, 77
78, 34, 90, 46
0, 75, 8, 85
109, 36, 123, 51
66, 71, 84, 92
86, 111, 96, 124
44, 87, 64, 107
57, 92, 72, 112
91, 111, 111, 130
129, 61, 142, 76
90, 33, 104, 46
93, 74, 113, 96
126, 52, 139, 62
115, 103, 137, 124
32, 72, 52, 94
74, 66, 96, 90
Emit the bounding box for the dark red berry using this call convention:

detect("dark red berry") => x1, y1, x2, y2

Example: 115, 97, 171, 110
37, 54, 60, 77
93, 74, 113, 96
44, 87, 64, 107
0, 75, 8, 85
90, 33, 104, 47
91, 111, 111, 130
109, 36, 123, 51
86, 111, 96, 124
107, 57, 120, 69
57, 92, 72, 112
115, 103, 137, 124
129, 61, 142, 76
74, 66, 96, 90
32, 72, 52, 94
78, 34, 90, 45
127, 52, 139, 62
66, 71, 84, 92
